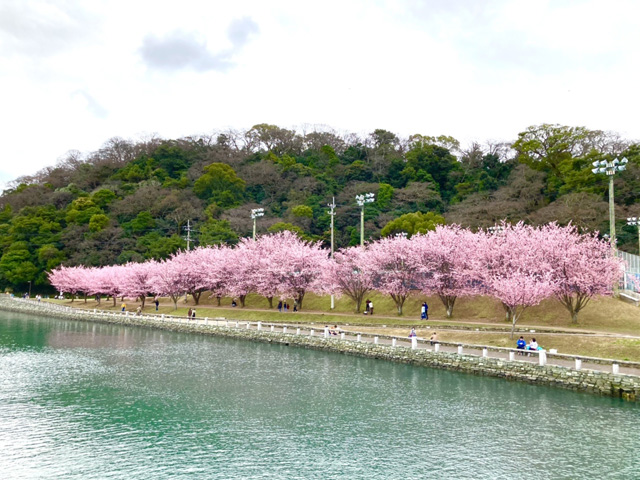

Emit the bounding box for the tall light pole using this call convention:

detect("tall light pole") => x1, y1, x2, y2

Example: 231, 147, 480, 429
251, 208, 264, 240
628, 217, 640, 255
28, 280, 31, 298
327, 197, 336, 310
355, 193, 375, 246
592, 157, 628, 253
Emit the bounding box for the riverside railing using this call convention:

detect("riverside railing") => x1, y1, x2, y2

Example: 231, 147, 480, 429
7, 297, 639, 377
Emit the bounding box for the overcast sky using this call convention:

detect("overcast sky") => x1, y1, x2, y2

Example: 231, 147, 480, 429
1, 0, 639, 188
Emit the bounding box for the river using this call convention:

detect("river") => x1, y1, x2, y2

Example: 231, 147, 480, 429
0, 311, 638, 479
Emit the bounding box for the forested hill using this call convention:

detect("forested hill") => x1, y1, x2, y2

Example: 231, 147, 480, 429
1, 123, 639, 292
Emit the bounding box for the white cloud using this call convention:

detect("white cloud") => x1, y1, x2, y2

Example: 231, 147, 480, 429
1, 0, 639, 185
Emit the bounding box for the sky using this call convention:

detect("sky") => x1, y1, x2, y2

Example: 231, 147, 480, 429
1, 0, 640, 189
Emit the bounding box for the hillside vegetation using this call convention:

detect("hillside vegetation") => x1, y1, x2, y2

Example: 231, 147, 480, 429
1, 123, 639, 293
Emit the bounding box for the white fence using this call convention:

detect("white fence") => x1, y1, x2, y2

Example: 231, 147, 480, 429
619, 250, 640, 293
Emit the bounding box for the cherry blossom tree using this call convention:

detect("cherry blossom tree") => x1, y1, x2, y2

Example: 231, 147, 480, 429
170, 249, 214, 306
48, 266, 83, 301
90, 265, 128, 307
482, 223, 554, 338
257, 231, 328, 310
120, 261, 157, 309
223, 240, 258, 307
198, 245, 230, 305
364, 235, 420, 315
538, 223, 623, 324
412, 226, 483, 318
149, 258, 184, 310
322, 246, 374, 313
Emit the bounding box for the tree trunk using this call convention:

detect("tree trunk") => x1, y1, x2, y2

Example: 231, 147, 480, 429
171, 294, 178, 310
140, 295, 146, 308
84, 293, 87, 303
113, 296, 116, 307
239, 295, 246, 307
296, 292, 305, 311
192, 291, 201, 305
355, 296, 363, 313
267, 296, 273, 308
216, 295, 221, 306
391, 294, 405, 315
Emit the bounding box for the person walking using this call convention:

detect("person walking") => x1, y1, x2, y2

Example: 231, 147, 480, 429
368, 300, 374, 315
421, 302, 427, 320
121, 303, 126, 312
187, 308, 192, 319
293, 299, 298, 312
364, 299, 370, 315
155, 297, 159, 311
277, 300, 283, 313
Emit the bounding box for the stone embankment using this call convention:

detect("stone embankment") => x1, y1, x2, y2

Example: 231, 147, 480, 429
2, 296, 639, 401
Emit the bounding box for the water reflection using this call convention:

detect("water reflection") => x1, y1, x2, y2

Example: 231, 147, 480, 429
0, 310, 638, 480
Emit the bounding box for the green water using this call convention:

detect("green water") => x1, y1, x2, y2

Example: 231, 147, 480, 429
0, 311, 638, 479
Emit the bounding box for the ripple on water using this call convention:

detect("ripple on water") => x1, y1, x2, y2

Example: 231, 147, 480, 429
0, 312, 639, 479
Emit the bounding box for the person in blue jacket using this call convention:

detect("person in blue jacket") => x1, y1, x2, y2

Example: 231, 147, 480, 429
516, 336, 526, 350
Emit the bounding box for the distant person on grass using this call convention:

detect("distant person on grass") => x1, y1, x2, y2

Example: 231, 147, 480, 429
421, 302, 429, 320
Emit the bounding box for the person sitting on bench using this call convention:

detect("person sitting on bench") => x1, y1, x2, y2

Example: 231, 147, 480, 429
516, 336, 526, 350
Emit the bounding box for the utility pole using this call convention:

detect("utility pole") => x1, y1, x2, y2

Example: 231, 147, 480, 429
183, 219, 192, 251
327, 197, 336, 310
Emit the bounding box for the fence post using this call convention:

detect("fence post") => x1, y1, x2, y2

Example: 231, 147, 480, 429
434, 343, 440, 352
283, 326, 287, 333
246, 322, 250, 329
324, 327, 329, 338
296, 327, 301, 335
257, 321, 262, 331
575, 358, 582, 371
411, 337, 418, 350
509, 351, 515, 361
270, 325, 275, 332
374, 336, 379, 344
235, 321, 239, 328
612, 363, 620, 374
310, 329, 314, 336
538, 350, 547, 366
457, 345, 463, 355
204, 317, 209, 325
357, 334, 362, 342
392, 338, 397, 347
482, 348, 488, 358
340, 332, 345, 340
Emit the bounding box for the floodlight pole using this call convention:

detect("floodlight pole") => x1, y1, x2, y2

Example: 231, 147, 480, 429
251, 208, 265, 240
591, 157, 628, 255
328, 197, 336, 310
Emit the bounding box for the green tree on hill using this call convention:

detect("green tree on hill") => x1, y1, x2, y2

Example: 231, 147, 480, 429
194, 163, 246, 207
380, 211, 445, 238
